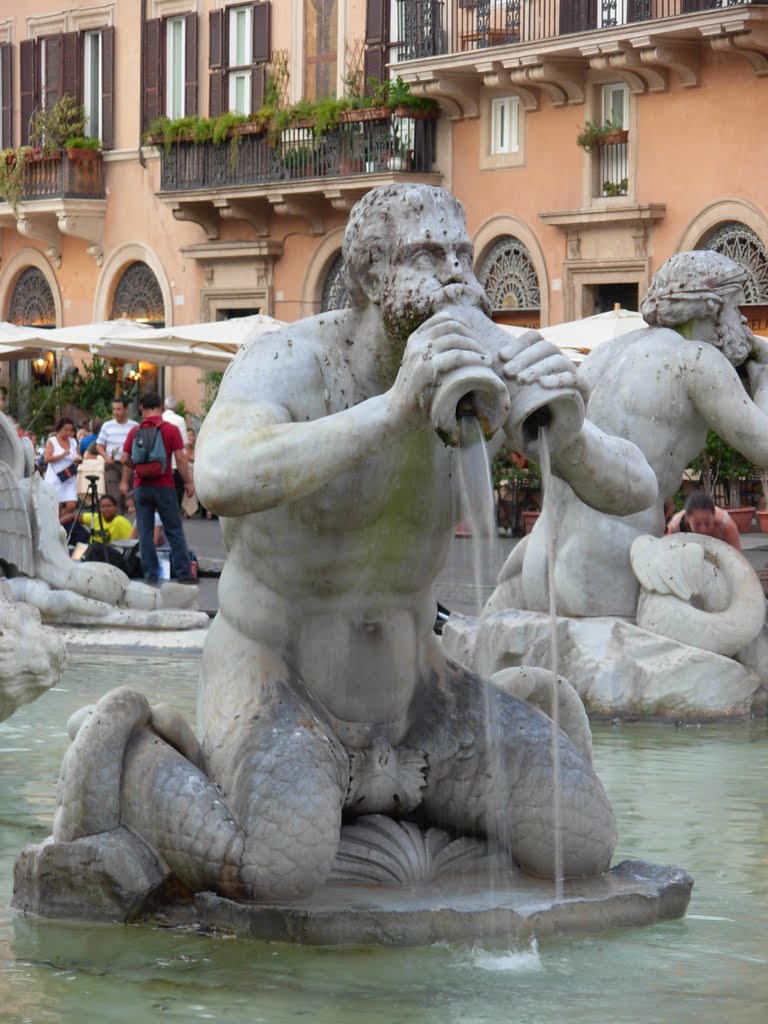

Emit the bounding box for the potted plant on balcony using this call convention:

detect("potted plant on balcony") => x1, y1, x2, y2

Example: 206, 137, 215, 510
65, 136, 102, 162
576, 118, 628, 152
29, 93, 87, 154
602, 177, 628, 197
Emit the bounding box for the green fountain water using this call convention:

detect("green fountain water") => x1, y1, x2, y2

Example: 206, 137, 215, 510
1, 653, 766, 1023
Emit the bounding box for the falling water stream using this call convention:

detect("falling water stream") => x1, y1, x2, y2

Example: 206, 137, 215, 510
537, 427, 564, 899
455, 417, 564, 898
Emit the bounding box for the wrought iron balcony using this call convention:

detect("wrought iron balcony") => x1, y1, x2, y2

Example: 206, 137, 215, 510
394, 0, 768, 56
12, 150, 105, 203
157, 113, 437, 193
0, 150, 106, 267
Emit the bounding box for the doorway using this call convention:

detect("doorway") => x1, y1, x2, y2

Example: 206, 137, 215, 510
593, 282, 639, 314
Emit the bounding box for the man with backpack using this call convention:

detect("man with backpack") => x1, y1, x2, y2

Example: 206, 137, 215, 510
119, 391, 196, 583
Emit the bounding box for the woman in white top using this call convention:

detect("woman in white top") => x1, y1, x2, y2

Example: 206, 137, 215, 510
44, 417, 82, 521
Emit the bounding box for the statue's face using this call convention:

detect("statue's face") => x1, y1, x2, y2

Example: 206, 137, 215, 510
377, 208, 489, 343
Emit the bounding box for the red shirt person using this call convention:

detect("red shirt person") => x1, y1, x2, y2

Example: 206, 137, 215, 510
120, 391, 196, 582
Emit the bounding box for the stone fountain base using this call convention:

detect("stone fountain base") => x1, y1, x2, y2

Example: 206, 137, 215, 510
152, 859, 692, 947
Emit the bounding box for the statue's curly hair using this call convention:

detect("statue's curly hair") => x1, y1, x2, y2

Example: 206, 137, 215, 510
640, 251, 747, 329
341, 184, 468, 308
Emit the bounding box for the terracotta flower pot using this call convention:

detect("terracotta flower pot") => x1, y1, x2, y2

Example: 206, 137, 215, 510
727, 507, 755, 532
756, 511, 768, 533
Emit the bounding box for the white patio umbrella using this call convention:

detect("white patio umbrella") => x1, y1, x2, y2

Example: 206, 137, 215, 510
0, 322, 64, 361
539, 307, 649, 364
103, 314, 285, 370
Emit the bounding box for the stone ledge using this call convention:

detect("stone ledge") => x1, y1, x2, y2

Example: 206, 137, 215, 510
148, 859, 692, 947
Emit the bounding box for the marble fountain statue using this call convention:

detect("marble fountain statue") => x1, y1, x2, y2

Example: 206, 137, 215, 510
12, 185, 692, 944
447, 251, 768, 722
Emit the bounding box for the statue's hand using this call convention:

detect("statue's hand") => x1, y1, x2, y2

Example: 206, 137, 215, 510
498, 334, 585, 398
389, 309, 492, 427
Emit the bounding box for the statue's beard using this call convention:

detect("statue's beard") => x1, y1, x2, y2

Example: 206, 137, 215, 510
719, 321, 755, 367
380, 281, 491, 345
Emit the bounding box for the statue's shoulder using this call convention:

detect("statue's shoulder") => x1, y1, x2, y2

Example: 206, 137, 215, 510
236, 311, 351, 369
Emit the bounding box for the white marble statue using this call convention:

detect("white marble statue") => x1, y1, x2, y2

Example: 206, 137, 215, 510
488, 250, 768, 619
465, 251, 768, 720
0, 579, 66, 722
14, 184, 660, 920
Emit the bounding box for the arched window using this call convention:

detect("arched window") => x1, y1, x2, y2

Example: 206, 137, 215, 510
320, 252, 349, 312
8, 267, 56, 325
478, 236, 541, 313
699, 222, 768, 304
110, 261, 165, 322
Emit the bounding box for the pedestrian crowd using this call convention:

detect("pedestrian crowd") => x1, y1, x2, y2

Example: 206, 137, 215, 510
8, 391, 210, 584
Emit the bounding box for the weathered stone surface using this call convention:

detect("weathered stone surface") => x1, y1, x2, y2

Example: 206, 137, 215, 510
13, 828, 169, 923
444, 610, 762, 720
149, 859, 692, 947
0, 582, 67, 722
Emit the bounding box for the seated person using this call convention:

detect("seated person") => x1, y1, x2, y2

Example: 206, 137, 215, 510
62, 495, 134, 546
665, 490, 742, 551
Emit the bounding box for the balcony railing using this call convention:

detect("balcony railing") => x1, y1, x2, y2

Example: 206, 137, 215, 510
395, 0, 768, 57
15, 150, 105, 203
158, 113, 437, 192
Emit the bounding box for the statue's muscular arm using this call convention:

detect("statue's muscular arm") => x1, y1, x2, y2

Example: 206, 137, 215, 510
196, 316, 493, 517
494, 331, 658, 517
687, 341, 768, 467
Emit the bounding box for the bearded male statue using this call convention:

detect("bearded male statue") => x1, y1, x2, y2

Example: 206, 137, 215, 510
14, 185, 659, 918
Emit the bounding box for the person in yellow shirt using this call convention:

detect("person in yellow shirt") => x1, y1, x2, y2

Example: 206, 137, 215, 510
78, 495, 134, 544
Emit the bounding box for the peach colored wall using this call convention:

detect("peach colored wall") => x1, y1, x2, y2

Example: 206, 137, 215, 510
3, 2, 767, 415
449, 46, 768, 325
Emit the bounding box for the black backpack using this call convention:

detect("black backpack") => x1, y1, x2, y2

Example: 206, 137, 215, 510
131, 424, 167, 480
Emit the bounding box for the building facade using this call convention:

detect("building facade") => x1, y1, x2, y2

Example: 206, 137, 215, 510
0, 0, 766, 416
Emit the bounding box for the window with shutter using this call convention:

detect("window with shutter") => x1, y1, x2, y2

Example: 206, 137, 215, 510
208, 8, 225, 117
101, 26, 114, 149
83, 31, 102, 139
0, 44, 11, 148
143, 19, 162, 129
223, 3, 271, 116
364, 0, 389, 88
20, 39, 37, 145
184, 13, 198, 118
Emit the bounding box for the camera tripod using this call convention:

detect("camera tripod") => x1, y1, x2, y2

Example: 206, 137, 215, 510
66, 473, 111, 563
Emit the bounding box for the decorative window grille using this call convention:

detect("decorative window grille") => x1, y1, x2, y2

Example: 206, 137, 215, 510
110, 262, 165, 321
478, 237, 540, 312
700, 222, 768, 304
9, 268, 56, 325
320, 253, 350, 312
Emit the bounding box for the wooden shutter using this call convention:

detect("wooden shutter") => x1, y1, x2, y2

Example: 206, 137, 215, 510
559, 0, 596, 34
365, 0, 388, 87
143, 18, 162, 129
366, 0, 387, 43
252, 2, 270, 64
101, 26, 115, 149
44, 34, 64, 107
251, 63, 266, 111
62, 31, 79, 100
20, 39, 38, 145
208, 8, 225, 116
0, 44, 11, 148
184, 13, 198, 116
